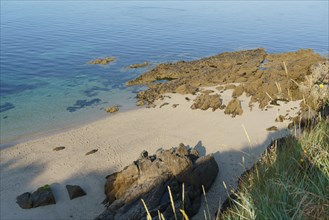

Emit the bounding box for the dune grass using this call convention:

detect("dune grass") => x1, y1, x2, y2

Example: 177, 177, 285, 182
219, 121, 329, 220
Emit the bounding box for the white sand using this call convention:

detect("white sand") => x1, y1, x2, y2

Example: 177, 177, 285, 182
0, 88, 301, 220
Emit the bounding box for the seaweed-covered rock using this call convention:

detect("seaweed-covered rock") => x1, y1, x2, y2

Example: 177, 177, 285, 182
191, 94, 222, 111
89, 57, 116, 65
128, 62, 149, 68
16, 185, 56, 209
96, 144, 219, 220
106, 106, 119, 113
224, 98, 243, 117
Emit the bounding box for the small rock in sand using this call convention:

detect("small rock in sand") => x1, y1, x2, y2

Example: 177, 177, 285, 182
185, 97, 191, 101
266, 126, 278, 131
275, 115, 286, 122
53, 146, 65, 151
66, 185, 86, 200
172, 104, 179, 108
86, 149, 98, 155
159, 102, 169, 108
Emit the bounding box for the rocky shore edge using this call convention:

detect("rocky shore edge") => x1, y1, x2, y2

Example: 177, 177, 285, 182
127, 48, 328, 119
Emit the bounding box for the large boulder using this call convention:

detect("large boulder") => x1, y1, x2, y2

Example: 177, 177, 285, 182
16, 185, 56, 209
96, 144, 219, 220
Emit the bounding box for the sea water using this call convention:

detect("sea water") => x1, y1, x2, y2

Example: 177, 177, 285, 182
1, 1, 328, 146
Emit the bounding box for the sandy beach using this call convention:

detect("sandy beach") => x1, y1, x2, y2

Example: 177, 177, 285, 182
0, 87, 301, 220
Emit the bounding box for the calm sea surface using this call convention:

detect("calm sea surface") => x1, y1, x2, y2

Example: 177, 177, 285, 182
0, 1, 328, 146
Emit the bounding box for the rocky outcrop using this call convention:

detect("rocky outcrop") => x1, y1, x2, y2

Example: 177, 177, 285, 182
96, 144, 219, 220
16, 185, 56, 209
224, 98, 243, 117
89, 57, 116, 65
66, 185, 86, 200
126, 49, 327, 113
191, 94, 222, 111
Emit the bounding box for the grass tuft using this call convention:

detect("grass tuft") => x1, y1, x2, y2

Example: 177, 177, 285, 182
219, 121, 329, 220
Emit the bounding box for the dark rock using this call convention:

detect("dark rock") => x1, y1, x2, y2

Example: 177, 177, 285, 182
66, 98, 101, 112
266, 126, 278, 131
53, 146, 65, 151
16, 185, 56, 209
172, 104, 179, 108
66, 185, 86, 200
86, 149, 98, 155
270, 99, 280, 106
139, 150, 148, 159
177, 154, 219, 190
0, 102, 15, 113
97, 144, 219, 220
16, 192, 33, 209
31, 185, 56, 208
185, 97, 191, 101
159, 102, 169, 108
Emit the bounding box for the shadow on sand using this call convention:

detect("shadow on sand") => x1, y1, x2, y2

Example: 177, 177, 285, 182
0, 127, 304, 220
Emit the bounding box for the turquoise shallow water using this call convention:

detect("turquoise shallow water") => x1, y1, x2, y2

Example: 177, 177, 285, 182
0, 1, 328, 146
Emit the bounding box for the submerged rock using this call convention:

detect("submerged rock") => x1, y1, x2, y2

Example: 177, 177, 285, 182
89, 57, 116, 65
128, 62, 149, 68
106, 106, 119, 113
0, 102, 15, 113
96, 144, 219, 220
16, 185, 56, 209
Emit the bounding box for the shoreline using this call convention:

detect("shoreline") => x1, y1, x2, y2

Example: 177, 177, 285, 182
0, 106, 141, 149
0, 88, 301, 220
